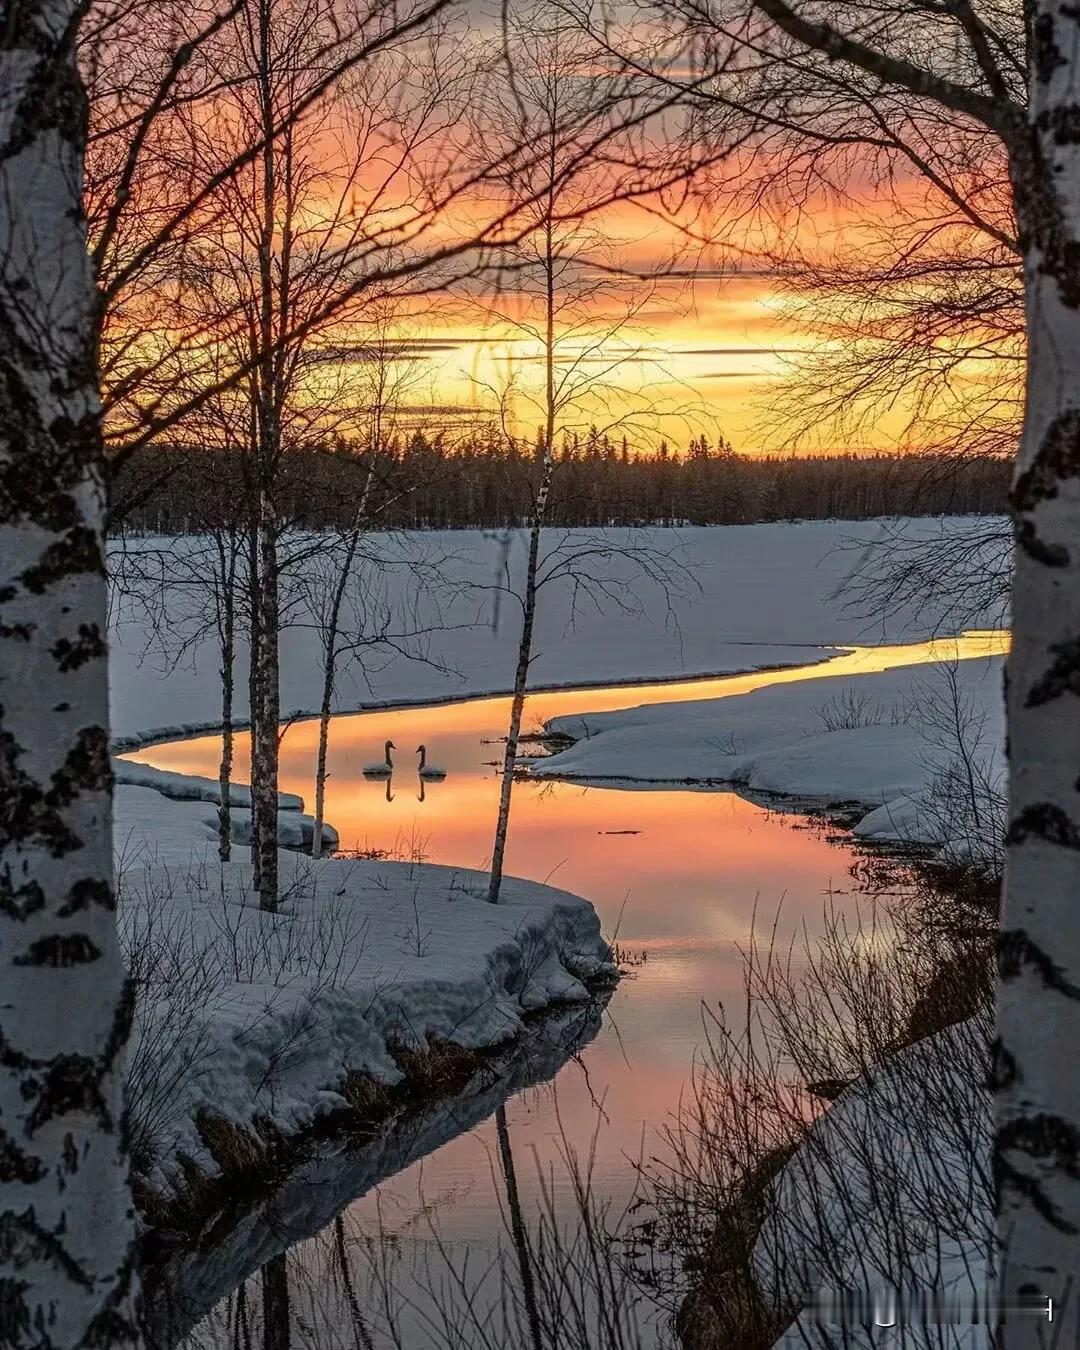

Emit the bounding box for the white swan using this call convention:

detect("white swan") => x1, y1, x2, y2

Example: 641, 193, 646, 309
416, 744, 447, 780
363, 740, 395, 778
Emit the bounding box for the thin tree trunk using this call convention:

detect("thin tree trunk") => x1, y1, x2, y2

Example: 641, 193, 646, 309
312, 472, 373, 859
251, 0, 282, 912
0, 3, 140, 1341
311, 663, 334, 861
254, 500, 280, 910
995, 41, 1080, 1344
488, 455, 553, 903
488, 188, 558, 906
218, 535, 237, 862
248, 525, 264, 890
260, 1252, 290, 1350
310, 546, 359, 860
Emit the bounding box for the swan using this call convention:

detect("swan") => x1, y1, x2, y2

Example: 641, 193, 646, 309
416, 744, 447, 780
363, 740, 395, 778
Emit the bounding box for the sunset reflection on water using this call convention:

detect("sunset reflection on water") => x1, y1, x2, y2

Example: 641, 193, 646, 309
132, 630, 1007, 1286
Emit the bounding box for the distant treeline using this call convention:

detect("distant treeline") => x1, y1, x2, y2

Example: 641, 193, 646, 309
111, 430, 1010, 534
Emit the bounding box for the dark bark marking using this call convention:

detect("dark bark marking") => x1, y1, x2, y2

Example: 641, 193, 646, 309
19, 524, 104, 594
999, 928, 1080, 996
0, 1130, 43, 1184
1035, 103, 1080, 144
1033, 13, 1067, 83
0, 1278, 32, 1346
1014, 517, 1069, 566
990, 1036, 1019, 1090
1015, 405, 1080, 507
0, 876, 44, 922
996, 1113, 1080, 1232
0, 1210, 93, 1290
0, 32, 89, 166
24, 1053, 111, 1136
58, 876, 111, 918
50, 622, 105, 672
1008, 802, 1080, 850
1027, 635, 1080, 705
13, 933, 101, 966
0, 720, 111, 859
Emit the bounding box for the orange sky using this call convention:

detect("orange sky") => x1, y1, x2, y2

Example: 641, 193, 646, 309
366, 177, 1013, 454
399, 272, 810, 451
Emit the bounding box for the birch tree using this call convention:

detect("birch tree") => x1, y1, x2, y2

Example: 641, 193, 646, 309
599, 0, 1080, 1329
0, 1, 139, 1343
477, 0, 686, 902
996, 10, 1080, 1340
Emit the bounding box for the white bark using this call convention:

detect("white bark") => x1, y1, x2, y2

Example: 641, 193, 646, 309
312, 475, 373, 860
0, 2, 140, 1342
487, 455, 553, 905
996, 10, 1080, 1340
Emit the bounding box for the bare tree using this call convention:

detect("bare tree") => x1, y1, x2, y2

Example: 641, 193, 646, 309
0, 1, 140, 1342
157, 0, 476, 908
477, 0, 692, 901
569, 0, 1024, 614
995, 11, 1080, 1342
591, 0, 1080, 1332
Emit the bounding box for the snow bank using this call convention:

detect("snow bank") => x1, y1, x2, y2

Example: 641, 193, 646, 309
108, 520, 1002, 745
145, 1000, 605, 1345
755, 1017, 992, 1350
114, 777, 338, 858
115, 757, 304, 810
534, 656, 1005, 849
114, 778, 615, 1198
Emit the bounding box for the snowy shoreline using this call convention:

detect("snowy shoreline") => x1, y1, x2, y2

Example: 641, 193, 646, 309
110, 648, 845, 755
111, 520, 1006, 1307
109, 520, 1003, 744
116, 779, 617, 1224
533, 652, 1006, 857
142, 998, 608, 1342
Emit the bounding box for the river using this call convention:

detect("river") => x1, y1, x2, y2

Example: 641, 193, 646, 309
129, 630, 1007, 1348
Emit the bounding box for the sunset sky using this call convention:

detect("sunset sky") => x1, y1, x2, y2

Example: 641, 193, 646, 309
371, 184, 987, 455
401, 272, 815, 452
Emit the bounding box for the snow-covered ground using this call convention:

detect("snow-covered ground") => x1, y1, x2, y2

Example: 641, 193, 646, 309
109, 519, 1002, 747
113, 675, 617, 1205
534, 654, 1005, 853
755, 1016, 992, 1350
118, 803, 615, 1197
145, 999, 605, 1345
109, 518, 1004, 1232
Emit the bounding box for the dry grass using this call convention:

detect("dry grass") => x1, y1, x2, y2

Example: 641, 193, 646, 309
642, 843, 996, 1350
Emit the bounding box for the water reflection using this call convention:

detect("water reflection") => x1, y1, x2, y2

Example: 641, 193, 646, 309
133, 632, 1007, 1348
145, 1002, 608, 1349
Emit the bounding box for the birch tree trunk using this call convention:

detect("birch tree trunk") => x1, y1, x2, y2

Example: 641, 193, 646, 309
0, 3, 140, 1342
487, 204, 558, 906
311, 665, 334, 862
995, 19, 1080, 1340
487, 455, 553, 904
247, 526, 264, 891
217, 535, 238, 863
253, 499, 280, 910
311, 516, 369, 860
250, 0, 284, 913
